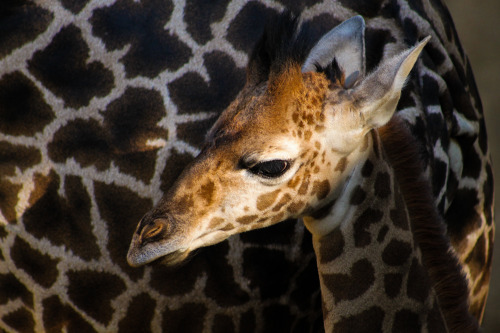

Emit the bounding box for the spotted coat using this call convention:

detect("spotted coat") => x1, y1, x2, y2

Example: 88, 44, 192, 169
0, 0, 493, 332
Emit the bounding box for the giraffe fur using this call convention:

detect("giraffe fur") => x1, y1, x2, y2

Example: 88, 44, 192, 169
128, 13, 481, 332
0, 1, 493, 332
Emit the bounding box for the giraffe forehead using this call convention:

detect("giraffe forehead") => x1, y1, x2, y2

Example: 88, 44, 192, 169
213, 70, 330, 135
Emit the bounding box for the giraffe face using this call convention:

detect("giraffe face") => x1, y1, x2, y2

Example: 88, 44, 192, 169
127, 69, 362, 266
127, 14, 430, 267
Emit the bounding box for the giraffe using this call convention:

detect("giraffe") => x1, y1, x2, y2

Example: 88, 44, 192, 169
1, 0, 493, 332
127, 13, 486, 332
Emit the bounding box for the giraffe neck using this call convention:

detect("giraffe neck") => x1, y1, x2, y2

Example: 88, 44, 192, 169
304, 129, 448, 332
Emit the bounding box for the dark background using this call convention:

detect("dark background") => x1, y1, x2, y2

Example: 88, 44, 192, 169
445, 0, 500, 331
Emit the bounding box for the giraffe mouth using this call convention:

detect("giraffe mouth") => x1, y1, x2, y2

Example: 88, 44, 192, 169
127, 244, 190, 267
159, 249, 191, 266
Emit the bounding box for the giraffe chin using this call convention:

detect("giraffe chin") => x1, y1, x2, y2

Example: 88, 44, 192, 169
159, 249, 191, 266
127, 247, 190, 267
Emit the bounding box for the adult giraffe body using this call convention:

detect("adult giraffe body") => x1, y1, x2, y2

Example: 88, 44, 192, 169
128, 13, 489, 332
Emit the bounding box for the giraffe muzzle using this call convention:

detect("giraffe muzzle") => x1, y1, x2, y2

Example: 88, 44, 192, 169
127, 213, 188, 267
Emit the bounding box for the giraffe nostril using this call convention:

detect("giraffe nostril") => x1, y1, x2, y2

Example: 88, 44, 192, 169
143, 223, 163, 239
140, 218, 170, 241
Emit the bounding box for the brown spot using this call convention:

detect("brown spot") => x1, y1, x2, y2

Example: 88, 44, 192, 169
67, 270, 126, 325
361, 159, 374, 177
377, 225, 389, 243
384, 273, 402, 298
11, 237, 59, 289
390, 192, 409, 230
406, 258, 430, 303
323, 259, 375, 303
208, 217, 225, 229
304, 130, 312, 141
315, 125, 325, 132
287, 200, 304, 214
162, 303, 207, 333
43, 296, 98, 333
333, 306, 384, 332
292, 112, 299, 123
392, 309, 420, 333
305, 113, 314, 125
3, 307, 35, 333
298, 175, 310, 195
353, 208, 384, 247
270, 212, 285, 223
0, 273, 33, 308
236, 215, 258, 225
198, 180, 215, 205
214, 314, 234, 332
313, 166, 320, 173
28, 172, 52, 206
318, 228, 344, 264
349, 185, 366, 205
256, 189, 281, 211
220, 223, 235, 231
320, 112, 325, 122
312, 180, 330, 200
0, 137, 42, 176
334, 157, 347, 173
381, 239, 412, 266
374, 172, 391, 198
314, 141, 321, 150
0, 179, 22, 223
310, 199, 335, 220
172, 194, 194, 215
272, 193, 292, 212
118, 293, 156, 333
287, 175, 301, 189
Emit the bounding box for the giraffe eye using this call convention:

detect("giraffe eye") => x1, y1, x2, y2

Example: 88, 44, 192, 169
249, 160, 291, 178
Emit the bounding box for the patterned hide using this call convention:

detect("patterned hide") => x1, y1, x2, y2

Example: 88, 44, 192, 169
0, 0, 493, 332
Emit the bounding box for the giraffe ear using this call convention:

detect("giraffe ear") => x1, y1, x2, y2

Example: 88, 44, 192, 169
354, 36, 431, 129
302, 15, 365, 88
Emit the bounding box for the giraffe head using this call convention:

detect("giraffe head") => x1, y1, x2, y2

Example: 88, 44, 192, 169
127, 14, 429, 267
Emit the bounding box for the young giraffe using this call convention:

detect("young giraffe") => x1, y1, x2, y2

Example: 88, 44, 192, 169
128, 14, 481, 332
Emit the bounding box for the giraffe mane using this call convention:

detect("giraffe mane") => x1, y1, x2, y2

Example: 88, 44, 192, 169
379, 116, 479, 332
246, 11, 314, 87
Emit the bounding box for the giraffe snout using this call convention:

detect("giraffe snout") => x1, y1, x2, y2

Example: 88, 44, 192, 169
127, 213, 187, 267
